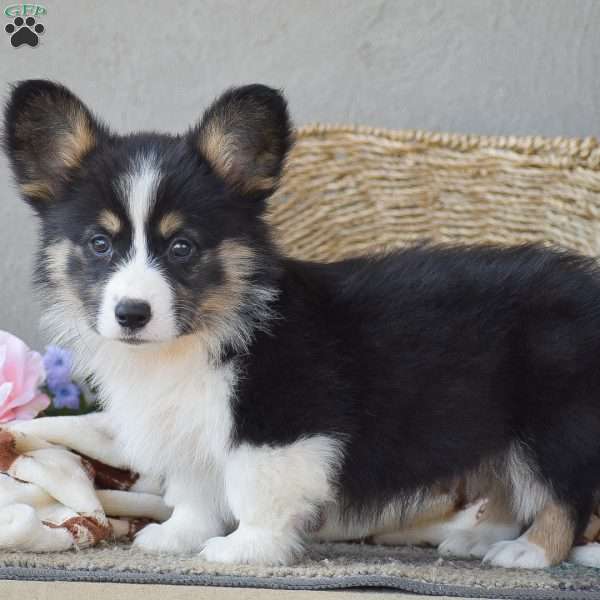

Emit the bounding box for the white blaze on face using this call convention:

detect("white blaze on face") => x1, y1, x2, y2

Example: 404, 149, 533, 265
97, 156, 177, 342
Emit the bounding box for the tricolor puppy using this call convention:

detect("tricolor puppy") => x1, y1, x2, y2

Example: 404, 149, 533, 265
6, 80, 600, 568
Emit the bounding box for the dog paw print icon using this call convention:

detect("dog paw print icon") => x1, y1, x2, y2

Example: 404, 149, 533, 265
5, 16, 45, 47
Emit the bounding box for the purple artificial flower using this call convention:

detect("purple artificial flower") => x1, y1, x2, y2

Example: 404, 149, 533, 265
43, 345, 73, 390
51, 382, 80, 410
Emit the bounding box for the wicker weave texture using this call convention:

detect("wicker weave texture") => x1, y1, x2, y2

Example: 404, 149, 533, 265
268, 125, 600, 262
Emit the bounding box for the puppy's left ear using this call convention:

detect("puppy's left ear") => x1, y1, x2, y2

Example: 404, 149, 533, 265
192, 84, 293, 198
3, 80, 103, 207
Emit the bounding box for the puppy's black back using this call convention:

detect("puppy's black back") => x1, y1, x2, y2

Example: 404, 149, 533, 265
233, 244, 600, 527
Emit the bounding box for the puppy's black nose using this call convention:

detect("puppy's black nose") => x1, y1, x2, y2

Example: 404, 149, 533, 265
115, 300, 152, 330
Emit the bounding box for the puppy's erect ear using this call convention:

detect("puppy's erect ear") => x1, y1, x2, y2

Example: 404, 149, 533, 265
3, 80, 103, 206
193, 84, 293, 197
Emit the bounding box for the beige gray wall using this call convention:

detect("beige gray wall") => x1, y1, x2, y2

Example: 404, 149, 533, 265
0, 0, 599, 348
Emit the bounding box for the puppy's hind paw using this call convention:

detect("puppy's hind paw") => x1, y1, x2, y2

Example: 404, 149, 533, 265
569, 544, 600, 568
483, 538, 550, 569
438, 523, 520, 559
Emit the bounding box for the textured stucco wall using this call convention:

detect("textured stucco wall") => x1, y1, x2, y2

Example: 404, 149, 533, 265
0, 0, 599, 348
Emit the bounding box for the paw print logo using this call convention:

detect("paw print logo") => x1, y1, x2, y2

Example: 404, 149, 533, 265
5, 16, 44, 48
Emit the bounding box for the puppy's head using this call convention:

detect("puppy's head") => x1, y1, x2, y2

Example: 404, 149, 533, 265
4, 80, 291, 349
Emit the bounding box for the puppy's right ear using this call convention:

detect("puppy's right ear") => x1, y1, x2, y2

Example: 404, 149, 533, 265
192, 84, 293, 199
3, 80, 103, 208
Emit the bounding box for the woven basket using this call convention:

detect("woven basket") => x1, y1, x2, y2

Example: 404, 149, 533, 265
268, 125, 600, 262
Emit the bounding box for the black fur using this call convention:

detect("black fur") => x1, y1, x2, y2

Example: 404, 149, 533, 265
234, 246, 600, 532
6, 80, 600, 546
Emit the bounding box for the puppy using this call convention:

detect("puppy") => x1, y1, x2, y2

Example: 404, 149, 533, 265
5, 80, 600, 568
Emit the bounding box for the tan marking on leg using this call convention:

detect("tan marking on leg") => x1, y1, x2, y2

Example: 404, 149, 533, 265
370, 480, 469, 539
406, 499, 458, 530
581, 513, 600, 543
98, 210, 122, 236
158, 212, 184, 238
525, 502, 575, 565
462, 463, 515, 524
479, 493, 517, 527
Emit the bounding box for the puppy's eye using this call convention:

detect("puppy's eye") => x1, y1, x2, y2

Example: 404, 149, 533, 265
89, 234, 112, 257
169, 238, 194, 262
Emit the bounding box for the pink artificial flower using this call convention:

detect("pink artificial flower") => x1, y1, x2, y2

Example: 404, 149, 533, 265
0, 331, 50, 422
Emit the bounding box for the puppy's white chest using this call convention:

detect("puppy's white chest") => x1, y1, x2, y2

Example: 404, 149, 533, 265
94, 344, 236, 476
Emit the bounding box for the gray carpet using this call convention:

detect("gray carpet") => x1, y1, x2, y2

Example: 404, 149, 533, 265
0, 542, 599, 599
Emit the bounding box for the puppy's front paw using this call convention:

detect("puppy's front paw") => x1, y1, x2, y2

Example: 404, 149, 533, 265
134, 522, 203, 555
483, 538, 550, 569
200, 526, 299, 565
